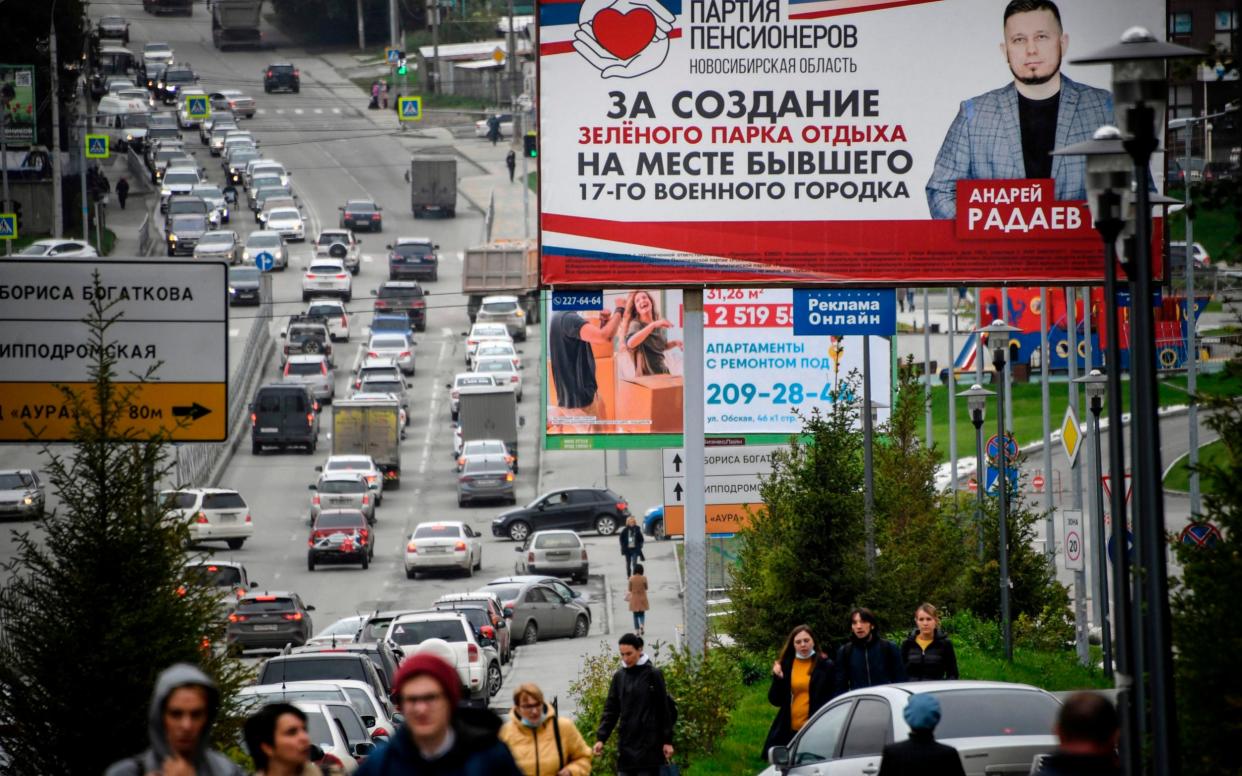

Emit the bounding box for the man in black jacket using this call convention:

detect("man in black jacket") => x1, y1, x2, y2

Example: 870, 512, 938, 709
594, 633, 674, 776
877, 693, 966, 776
1030, 692, 1121, 776
835, 608, 907, 694
619, 516, 645, 577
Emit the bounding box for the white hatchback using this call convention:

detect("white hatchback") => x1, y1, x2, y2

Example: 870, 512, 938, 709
266, 206, 305, 241
473, 356, 522, 401
464, 322, 513, 368
305, 298, 351, 342
161, 488, 254, 549
302, 259, 351, 302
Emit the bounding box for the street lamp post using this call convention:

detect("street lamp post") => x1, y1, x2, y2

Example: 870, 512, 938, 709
963, 384, 994, 561
978, 320, 1019, 661
1075, 369, 1113, 679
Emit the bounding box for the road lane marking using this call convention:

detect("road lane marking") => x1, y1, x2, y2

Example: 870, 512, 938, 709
230, 328, 240, 337
294, 109, 304, 115
332, 108, 342, 114
418, 340, 449, 477
314, 108, 323, 114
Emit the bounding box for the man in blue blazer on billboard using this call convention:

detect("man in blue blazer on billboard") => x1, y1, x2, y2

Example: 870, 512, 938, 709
925, 0, 1114, 220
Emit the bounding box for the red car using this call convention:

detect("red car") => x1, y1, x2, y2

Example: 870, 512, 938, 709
307, 509, 373, 571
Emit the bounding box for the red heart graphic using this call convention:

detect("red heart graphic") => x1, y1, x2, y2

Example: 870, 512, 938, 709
592, 8, 657, 61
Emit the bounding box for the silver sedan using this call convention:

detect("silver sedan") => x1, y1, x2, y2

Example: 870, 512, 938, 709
365, 332, 415, 375
309, 472, 376, 524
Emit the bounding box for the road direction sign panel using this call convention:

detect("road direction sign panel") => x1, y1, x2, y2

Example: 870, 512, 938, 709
1061, 404, 1082, 466
184, 94, 210, 121
0, 213, 16, 240
85, 134, 109, 159
662, 444, 778, 535
1062, 509, 1084, 571
0, 259, 228, 442
398, 96, 423, 122
254, 250, 275, 272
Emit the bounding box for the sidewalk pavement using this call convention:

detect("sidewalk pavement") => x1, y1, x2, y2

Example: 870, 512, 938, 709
92, 152, 152, 257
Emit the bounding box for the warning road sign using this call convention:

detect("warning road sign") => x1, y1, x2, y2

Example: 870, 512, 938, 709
184, 94, 210, 121
85, 134, 109, 159
398, 96, 423, 122
0, 213, 16, 240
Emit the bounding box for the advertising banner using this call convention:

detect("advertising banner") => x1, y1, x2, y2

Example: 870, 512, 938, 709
0, 65, 36, 146
538, 0, 1165, 286
545, 287, 892, 447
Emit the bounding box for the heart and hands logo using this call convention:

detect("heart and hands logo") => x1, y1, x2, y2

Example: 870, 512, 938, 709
573, 0, 676, 79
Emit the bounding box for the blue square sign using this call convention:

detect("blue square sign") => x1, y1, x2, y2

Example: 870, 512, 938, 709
185, 95, 210, 120
398, 96, 422, 121
0, 213, 16, 240
791, 289, 897, 336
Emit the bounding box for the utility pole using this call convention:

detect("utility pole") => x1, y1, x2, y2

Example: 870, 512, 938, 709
78, 69, 88, 241
506, 0, 517, 106
1066, 287, 1089, 666
50, 18, 63, 238
357, 0, 366, 50
1, 85, 11, 256
430, 0, 439, 94
390, 0, 400, 47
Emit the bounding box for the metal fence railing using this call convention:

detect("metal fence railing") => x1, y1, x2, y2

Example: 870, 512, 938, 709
175, 275, 274, 487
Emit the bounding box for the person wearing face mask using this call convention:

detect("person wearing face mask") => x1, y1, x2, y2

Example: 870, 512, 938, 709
762, 625, 834, 760
499, 683, 593, 776
834, 608, 907, 695
900, 603, 959, 682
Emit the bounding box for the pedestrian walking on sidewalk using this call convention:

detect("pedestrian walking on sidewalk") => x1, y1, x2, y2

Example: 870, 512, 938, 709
900, 603, 959, 682
763, 624, 834, 761
906, 288, 916, 313
381, 81, 389, 110
626, 563, 648, 636
506, 149, 516, 182
594, 633, 675, 776
499, 683, 593, 776
116, 177, 129, 210
619, 516, 644, 577
370, 80, 380, 110
877, 693, 966, 776
834, 607, 906, 694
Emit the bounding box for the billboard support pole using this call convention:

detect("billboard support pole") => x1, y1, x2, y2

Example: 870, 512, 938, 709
946, 289, 957, 498
862, 334, 875, 576
1041, 287, 1055, 564
1066, 287, 1090, 666
975, 289, 985, 386
1083, 294, 1104, 644
922, 288, 931, 447
50, 19, 63, 238
0, 98, 9, 256
1001, 288, 1013, 432
683, 289, 707, 658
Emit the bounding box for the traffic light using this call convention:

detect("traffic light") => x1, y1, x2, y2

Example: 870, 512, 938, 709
396, 52, 407, 76
524, 131, 537, 158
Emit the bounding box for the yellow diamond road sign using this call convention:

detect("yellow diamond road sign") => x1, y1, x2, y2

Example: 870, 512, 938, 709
1061, 404, 1082, 466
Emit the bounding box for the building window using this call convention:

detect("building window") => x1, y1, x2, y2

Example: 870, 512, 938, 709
1216, 10, 1237, 31
1171, 12, 1193, 34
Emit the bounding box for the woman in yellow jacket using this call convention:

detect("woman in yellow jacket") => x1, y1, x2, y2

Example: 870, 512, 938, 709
499, 683, 593, 776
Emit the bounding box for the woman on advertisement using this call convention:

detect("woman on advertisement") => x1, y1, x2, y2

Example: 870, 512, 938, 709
619, 290, 682, 376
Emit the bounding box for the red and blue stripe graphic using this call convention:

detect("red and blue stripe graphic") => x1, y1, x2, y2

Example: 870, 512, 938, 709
539, 0, 682, 55
787, 0, 939, 21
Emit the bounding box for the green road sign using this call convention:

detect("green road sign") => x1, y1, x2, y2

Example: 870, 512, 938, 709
85, 134, 109, 159
184, 94, 210, 121
398, 96, 423, 122
0, 213, 17, 240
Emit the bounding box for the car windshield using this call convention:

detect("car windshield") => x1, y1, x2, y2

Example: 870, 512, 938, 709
476, 360, 512, 373
243, 688, 343, 708
165, 70, 195, 83
317, 233, 348, 245
483, 584, 521, 602
316, 512, 365, 528
388, 619, 466, 646
482, 301, 518, 313
931, 690, 1061, 739
121, 113, 148, 128
414, 524, 462, 539
308, 264, 340, 275
307, 304, 342, 317
203, 492, 246, 509
259, 658, 368, 685
172, 216, 207, 231
287, 361, 324, 376
346, 201, 377, 212
229, 267, 261, 282
373, 316, 408, 329
371, 338, 407, 350
270, 209, 300, 221
187, 564, 243, 587
534, 533, 580, 549
238, 597, 295, 613
162, 491, 198, 510
201, 233, 234, 246
0, 473, 35, 489
249, 235, 280, 248
327, 459, 370, 472
319, 479, 365, 494
393, 243, 432, 257
477, 345, 513, 356
304, 711, 335, 748
362, 380, 401, 394
271, 65, 295, 73
252, 176, 281, 189
472, 325, 509, 337
193, 186, 222, 199
379, 286, 422, 299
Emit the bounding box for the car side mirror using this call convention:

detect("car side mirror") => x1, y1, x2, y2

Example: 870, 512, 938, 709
536, 502, 544, 510
250, 581, 258, 588
306, 604, 316, 611
769, 746, 790, 769
370, 289, 378, 296
519, 416, 526, 428
354, 742, 375, 757
386, 244, 393, 250
314, 465, 324, 472
309, 744, 325, 762
391, 712, 405, 726
361, 715, 376, 728
279, 332, 286, 338
503, 607, 514, 618
514, 546, 523, 552
338, 206, 344, 210
444, 383, 452, 389
307, 484, 317, 490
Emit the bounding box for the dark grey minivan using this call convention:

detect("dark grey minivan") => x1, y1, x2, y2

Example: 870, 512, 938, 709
250, 383, 320, 455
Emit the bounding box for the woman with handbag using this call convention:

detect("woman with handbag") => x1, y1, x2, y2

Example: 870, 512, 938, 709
499, 683, 593, 776
761, 625, 834, 761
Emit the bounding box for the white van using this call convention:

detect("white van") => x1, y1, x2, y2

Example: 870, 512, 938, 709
95, 96, 150, 152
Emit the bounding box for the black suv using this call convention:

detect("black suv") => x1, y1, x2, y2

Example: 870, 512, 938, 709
249, 383, 319, 454
264, 63, 300, 93
491, 488, 631, 542
372, 282, 426, 331
281, 316, 334, 368
387, 238, 439, 282
157, 65, 198, 104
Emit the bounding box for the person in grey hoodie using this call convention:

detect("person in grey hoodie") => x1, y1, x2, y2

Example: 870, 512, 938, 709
104, 663, 244, 776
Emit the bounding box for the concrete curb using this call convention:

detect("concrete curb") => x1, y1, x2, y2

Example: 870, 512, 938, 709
601, 573, 613, 636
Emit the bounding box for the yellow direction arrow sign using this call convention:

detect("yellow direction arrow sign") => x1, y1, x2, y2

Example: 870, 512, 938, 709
1061, 403, 1082, 466
0, 382, 226, 442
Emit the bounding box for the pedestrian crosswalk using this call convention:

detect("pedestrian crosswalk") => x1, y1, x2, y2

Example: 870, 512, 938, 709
253, 108, 344, 115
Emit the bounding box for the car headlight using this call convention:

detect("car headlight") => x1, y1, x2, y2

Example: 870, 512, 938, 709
125, 133, 133, 141
228, 286, 236, 294
242, 250, 250, 260
168, 234, 178, 242
157, 82, 165, 89
22, 496, 33, 506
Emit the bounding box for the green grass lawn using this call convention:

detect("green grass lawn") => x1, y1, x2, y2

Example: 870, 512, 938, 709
1164, 438, 1228, 493
689, 640, 1110, 775
927, 371, 1240, 464
1167, 186, 1239, 266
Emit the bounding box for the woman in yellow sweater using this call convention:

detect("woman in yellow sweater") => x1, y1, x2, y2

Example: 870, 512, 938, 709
499, 683, 593, 776
761, 625, 835, 761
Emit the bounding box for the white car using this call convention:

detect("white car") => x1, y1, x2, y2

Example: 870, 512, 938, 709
208, 122, 239, 155
302, 259, 351, 302
383, 613, 497, 708
404, 521, 484, 578
191, 183, 229, 225
365, 331, 415, 375
265, 206, 305, 241
464, 322, 512, 367
160, 488, 253, 549
474, 113, 514, 138
318, 454, 384, 505
314, 229, 363, 275
305, 298, 351, 342
321, 678, 399, 741
293, 702, 365, 773
448, 373, 499, 420
307, 615, 367, 646
354, 357, 403, 390
210, 89, 257, 118
159, 168, 201, 210
142, 42, 174, 65
15, 239, 98, 257
474, 356, 523, 401
177, 88, 209, 128
242, 230, 289, 270
472, 340, 521, 371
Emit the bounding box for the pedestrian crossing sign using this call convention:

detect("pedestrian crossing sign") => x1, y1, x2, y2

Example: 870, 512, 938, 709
386, 47, 401, 64
185, 94, 210, 121
0, 214, 16, 240
85, 134, 109, 159
398, 96, 422, 122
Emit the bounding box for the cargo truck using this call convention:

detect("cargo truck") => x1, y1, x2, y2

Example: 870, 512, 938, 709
143, 0, 194, 15
409, 156, 457, 218
212, 0, 263, 49
462, 240, 539, 323
332, 397, 403, 488
456, 385, 520, 472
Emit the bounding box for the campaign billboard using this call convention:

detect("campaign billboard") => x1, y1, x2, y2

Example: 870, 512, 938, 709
538, 0, 1166, 286
0, 65, 36, 146
544, 287, 893, 448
